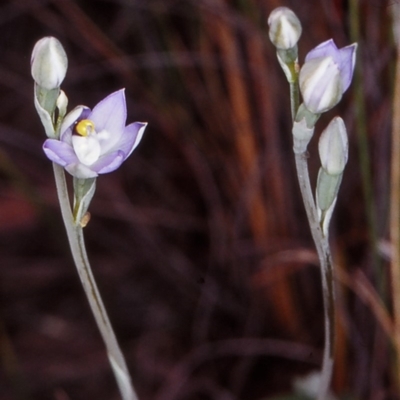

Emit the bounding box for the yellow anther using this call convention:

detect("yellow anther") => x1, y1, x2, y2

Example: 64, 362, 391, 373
74, 119, 95, 137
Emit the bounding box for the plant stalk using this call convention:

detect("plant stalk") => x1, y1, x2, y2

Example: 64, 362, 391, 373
294, 152, 335, 400
52, 163, 138, 400
290, 70, 335, 399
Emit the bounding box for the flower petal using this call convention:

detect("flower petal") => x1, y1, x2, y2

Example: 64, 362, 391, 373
305, 40, 357, 95
117, 122, 147, 158
65, 163, 99, 179
300, 56, 342, 113
305, 39, 341, 63
89, 89, 126, 135
72, 135, 101, 166
91, 151, 125, 174
43, 139, 78, 166
95, 128, 120, 155
338, 43, 357, 92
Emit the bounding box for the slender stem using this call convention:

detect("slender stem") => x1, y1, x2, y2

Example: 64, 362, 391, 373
294, 152, 335, 400
52, 163, 138, 400
289, 79, 300, 121
288, 57, 300, 122
288, 54, 335, 398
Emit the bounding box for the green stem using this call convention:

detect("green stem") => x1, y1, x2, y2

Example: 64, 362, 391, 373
287, 55, 335, 398
52, 163, 138, 400
289, 76, 300, 121
294, 151, 335, 400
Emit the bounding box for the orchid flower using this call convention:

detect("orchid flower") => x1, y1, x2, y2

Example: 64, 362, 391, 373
43, 89, 147, 179
33, 36, 142, 400
267, 10, 357, 398
299, 39, 357, 114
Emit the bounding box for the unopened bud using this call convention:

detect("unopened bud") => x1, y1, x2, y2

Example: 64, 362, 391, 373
319, 116, 348, 175
56, 90, 68, 119
268, 7, 302, 50
31, 37, 68, 90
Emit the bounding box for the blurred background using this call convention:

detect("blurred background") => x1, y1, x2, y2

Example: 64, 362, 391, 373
0, 0, 396, 399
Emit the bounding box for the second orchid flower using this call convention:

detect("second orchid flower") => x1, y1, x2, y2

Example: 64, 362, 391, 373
299, 39, 357, 114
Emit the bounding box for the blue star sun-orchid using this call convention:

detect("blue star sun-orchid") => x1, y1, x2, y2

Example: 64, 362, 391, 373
33, 36, 143, 400
43, 89, 147, 179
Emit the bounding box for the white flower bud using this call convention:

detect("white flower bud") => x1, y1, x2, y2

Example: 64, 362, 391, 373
268, 7, 302, 50
31, 37, 68, 90
319, 116, 348, 175
56, 90, 68, 119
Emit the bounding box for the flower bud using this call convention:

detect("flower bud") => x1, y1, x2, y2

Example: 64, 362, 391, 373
319, 116, 348, 175
56, 90, 68, 119
299, 39, 357, 114
268, 7, 302, 50
31, 37, 68, 90
316, 168, 342, 212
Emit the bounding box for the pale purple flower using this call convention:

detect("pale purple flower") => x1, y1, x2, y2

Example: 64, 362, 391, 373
43, 89, 147, 179
299, 39, 357, 114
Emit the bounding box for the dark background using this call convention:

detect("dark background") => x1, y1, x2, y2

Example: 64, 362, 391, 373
0, 0, 395, 399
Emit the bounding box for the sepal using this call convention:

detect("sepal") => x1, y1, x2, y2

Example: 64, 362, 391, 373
316, 168, 342, 212
34, 84, 57, 138
276, 47, 299, 83
292, 104, 320, 153
316, 168, 343, 237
